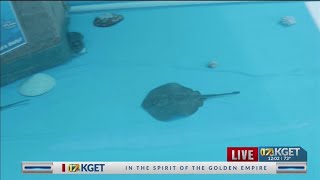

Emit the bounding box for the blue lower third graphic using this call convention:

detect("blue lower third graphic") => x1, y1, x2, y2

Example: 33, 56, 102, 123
259, 146, 307, 162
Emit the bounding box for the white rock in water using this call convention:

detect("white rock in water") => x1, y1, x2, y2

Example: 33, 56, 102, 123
207, 60, 218, 68
79, 47, 87, 54
280, 16, 296, 26
19, 73, 56, 97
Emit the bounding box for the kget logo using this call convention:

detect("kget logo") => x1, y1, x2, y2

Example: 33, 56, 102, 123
260, 148, 274, 156
68, 164, 80, 172
62, 163, 105, 173
260, 147, 300, 157
227, 146, 307, 162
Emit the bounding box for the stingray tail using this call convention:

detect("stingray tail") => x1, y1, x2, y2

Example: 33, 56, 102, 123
201, 91, 240, 99
1, 99, 30, 111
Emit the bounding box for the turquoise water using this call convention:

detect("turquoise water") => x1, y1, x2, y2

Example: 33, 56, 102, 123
67, 1, 130, 6
1, 2, 320, 180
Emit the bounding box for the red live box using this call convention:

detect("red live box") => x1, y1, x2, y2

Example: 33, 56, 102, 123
227, 147, 259, 162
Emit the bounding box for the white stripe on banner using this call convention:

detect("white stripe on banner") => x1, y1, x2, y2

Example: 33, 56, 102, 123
22, 161, 307, 174
54, 162, 277, 174
23, 162, 278, 174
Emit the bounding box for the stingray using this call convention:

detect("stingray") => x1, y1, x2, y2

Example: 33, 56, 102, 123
142, 83, 239, 121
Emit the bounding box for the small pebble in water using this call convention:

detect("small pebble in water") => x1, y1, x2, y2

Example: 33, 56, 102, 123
78, 47, 87, 55
94, 13, 124, 27
280, 16, 296, 26
207, 60, 218, 69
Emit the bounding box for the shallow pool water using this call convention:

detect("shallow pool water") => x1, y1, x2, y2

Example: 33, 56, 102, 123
1, 2, 320, 180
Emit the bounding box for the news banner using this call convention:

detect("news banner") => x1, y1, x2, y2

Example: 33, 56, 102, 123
22, 146, 307, 174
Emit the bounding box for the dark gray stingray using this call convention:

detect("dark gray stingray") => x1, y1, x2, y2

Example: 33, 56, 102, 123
142, 83, 239, 121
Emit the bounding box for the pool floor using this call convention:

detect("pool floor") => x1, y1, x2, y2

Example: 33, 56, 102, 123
1, 2, 320, 180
